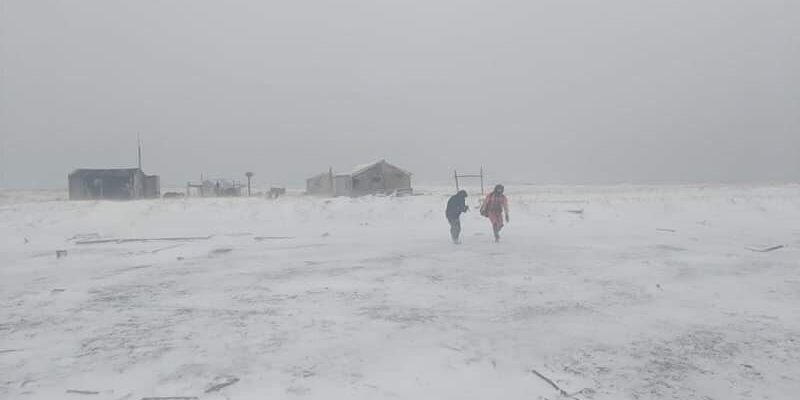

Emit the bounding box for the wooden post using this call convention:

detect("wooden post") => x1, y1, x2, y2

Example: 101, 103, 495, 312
480, 166, 484, 195
245, 172, 254, 197
454, 170, 460, 191
329, 167, 334, 196
137, 134, 142, 170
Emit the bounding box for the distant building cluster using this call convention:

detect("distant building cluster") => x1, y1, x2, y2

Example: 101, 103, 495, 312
67, 149, 412, 201
186, 179, 244, 198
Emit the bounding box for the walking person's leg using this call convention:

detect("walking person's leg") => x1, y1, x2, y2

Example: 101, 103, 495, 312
489, 212, 504, 242
449, 217, 461, 243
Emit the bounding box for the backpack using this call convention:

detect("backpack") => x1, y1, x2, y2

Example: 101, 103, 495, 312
479, 197, 490, 217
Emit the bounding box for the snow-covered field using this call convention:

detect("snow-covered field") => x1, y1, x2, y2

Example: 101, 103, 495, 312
1, 185, 799, 400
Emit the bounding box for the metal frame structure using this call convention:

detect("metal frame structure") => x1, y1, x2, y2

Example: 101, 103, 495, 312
454, 167, 485, 194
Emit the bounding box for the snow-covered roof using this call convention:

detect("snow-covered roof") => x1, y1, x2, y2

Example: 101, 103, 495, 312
307, 172, 331, 181
349, 160, 412, 176
69, 168, 146, 177
348, 160, 384, 175
71, 168, 141, 174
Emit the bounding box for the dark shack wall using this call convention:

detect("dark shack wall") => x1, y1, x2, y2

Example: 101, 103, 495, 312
67, 169, 150, 200
143, 175, 160, 198
306, 174, 334, 196
381, 163, 412, 193
350, 165, 385, 196
131, 171, 145, 199
101, 173, 133, 199
334, 175, 352, 197
350, 162, 411, 196
68, 173, 89, 200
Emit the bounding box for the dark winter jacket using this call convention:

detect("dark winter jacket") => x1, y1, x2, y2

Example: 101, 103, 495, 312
445, 192, 468, 220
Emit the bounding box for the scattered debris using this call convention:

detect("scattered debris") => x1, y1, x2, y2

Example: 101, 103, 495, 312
269, 187, 286, 199
655, 245, 687, 252
321, 232, 330, 237
254, 236, 295, 241
140, 397, 198, 400
151, 244, 185, 254
0, 349, 20, 354
572, 388, 596, 397
205, 376, 240, 393
210, 248, 233, 255
56, 250, 68, 259
530, 368, 586, 400
76, 236, 213, 245
24, 238, 29, 244
224, 232, 253, 237
51, 288, 66, 294
656, 284, 662, 290
68, 233, 101, 241
530, 368, 569, 397
176, 257, 185, 261
656, 228, 676, 233
747, 245, 785, 253
187, 178, 244, 197
117, 265, 152, 273
66, 389, 100, 395
566, 209, 584, 215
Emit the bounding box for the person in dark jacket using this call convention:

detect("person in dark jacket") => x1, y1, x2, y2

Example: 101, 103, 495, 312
445, 190, 469, 243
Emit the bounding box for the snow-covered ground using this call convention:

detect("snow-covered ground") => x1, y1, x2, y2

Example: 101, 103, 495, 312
1, 185, 799, 400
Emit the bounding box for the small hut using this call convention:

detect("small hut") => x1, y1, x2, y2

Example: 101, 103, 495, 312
347, 160, 412, 197
306, 160, 412, 197
68, 168, 160, 200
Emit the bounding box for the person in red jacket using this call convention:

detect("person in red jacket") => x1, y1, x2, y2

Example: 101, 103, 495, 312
481, 184, 509, 242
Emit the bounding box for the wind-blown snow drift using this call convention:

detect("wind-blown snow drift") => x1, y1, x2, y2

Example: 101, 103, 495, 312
1, 185, 799, 399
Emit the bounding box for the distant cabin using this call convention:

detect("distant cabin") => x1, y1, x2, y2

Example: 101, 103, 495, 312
68, 168, 160, 200
306, 171, 335, 197
306, 160, 412, 197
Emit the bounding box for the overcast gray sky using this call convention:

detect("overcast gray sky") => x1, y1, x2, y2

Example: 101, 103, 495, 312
1, 0, 798, 189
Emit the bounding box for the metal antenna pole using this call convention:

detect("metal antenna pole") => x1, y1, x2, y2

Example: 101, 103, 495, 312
480, 166, 484, 195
